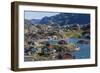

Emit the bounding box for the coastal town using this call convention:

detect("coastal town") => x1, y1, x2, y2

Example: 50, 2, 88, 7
24, 13, 90, 61
24, 23, 90, 61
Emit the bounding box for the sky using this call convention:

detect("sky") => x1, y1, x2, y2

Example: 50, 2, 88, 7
24, 11, 59, 20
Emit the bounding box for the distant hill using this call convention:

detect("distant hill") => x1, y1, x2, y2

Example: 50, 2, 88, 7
24, 19, 32, 25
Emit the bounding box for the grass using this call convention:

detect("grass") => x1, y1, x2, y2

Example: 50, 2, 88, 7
64, 30, 82, 38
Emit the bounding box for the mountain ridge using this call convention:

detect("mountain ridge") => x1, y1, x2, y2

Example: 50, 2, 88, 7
25, 13, 90, 26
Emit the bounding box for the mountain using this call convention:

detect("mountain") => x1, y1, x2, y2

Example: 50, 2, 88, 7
39, 13, 90, 26
30, 19, 40, 24
25, 13, 90, 26
39, 16, 51, 24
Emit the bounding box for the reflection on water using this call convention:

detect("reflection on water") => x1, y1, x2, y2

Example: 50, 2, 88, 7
68, 38, 90, 59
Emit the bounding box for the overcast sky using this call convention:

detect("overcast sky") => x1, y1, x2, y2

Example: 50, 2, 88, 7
24, 11, 59, 20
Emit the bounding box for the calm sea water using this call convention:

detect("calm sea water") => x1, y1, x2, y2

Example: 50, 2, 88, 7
68, 38, 90, 59
48, 38, 90, 59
